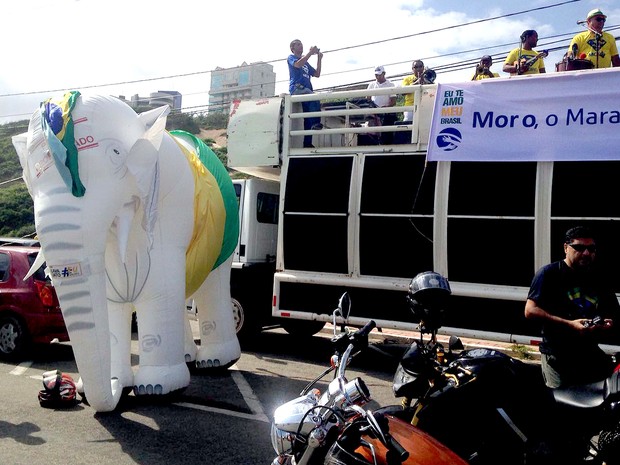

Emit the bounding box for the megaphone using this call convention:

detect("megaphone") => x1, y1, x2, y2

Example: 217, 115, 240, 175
422, 68, 436, 84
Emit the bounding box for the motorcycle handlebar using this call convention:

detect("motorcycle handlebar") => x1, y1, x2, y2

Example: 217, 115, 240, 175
355, 320, 377, 339
348, 320, 376, 352
386, 434, 410, 462
333, 320, 377, 355
370, 412, 410, 463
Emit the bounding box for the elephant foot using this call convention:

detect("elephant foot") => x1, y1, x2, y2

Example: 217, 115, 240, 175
184, 342, 197, 363
133, 363, 190, 396
195, 339, 241, 370
112, 367, 134, 389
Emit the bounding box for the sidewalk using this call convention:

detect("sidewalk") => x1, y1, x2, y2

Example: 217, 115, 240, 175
321, 323, 541, 363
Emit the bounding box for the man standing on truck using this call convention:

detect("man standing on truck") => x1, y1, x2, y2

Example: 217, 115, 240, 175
525, 226, 618, 389
288, 39, 323, 148
568, 8, 620, 69
367, 65, 397, 144
503, 30, 547, 75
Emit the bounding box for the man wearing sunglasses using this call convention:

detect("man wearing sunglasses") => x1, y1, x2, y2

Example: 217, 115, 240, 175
525, 226, 619, 389
568, 8, 620, 68
401, 60, 426, 122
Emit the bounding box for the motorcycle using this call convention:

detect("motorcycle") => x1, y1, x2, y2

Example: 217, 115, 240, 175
269, 292, 468, 465
388, 271, 620, 465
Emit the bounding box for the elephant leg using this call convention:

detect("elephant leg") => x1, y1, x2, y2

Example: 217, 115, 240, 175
108, 301, 134, 388
184, 302, 198, 363
132, 245, 190, 395
194, 255, 241, 369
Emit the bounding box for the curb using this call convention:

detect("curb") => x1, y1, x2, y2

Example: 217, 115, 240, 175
321, 324, 541, 364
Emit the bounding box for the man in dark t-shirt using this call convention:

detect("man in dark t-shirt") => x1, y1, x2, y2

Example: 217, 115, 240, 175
525, 226, 618, 388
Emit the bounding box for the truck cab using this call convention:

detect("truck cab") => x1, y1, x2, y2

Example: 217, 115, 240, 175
230, 178, 280, 340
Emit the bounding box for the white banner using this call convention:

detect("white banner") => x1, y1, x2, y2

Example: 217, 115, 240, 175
427, 68, 620, 161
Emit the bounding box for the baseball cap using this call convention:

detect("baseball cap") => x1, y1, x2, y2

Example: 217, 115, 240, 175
586, 8, 606, 20
481, 55, 492, 62
374, 65, 385, 75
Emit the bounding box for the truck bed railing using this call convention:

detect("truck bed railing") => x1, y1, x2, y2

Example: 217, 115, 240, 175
284, 85, 437, 156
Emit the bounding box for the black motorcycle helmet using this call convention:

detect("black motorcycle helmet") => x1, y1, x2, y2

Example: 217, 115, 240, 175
407, 271, 451, 332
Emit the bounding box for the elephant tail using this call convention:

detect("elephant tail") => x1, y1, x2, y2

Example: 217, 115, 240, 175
169, 130, 240, 297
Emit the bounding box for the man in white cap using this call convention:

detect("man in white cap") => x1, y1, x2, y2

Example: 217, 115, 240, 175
568, 8, 620, 68
366, 66, 397, 144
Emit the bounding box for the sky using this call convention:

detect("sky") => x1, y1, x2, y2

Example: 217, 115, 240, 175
1, 0, 618, 125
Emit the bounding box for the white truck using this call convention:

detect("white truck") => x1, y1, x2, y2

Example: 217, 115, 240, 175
226, 69, 620, 349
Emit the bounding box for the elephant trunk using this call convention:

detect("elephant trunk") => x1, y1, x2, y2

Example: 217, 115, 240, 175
52, 253, 122, 412
65, 263, 125, 412
37, 193, 124, 412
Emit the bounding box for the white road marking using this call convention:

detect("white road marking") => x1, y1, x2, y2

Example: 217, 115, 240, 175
10, 361, 31, 376
229, 363, 269, 421
174, 402, 270, 423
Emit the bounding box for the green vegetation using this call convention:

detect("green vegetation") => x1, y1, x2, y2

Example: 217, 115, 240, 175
509, 343, 535, 360
0, 108, 232, 238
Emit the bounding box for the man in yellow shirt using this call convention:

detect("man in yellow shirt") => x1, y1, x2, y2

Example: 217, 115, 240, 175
569, 8, 620, 69
503, 30, 547, 75
402, 60, 425, 121
471, 55, 500, 80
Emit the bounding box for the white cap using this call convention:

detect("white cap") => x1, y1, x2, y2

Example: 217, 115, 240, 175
374, 65, 385, 75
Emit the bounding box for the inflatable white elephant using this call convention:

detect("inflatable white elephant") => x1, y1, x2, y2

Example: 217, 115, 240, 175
12, 92, 241, 412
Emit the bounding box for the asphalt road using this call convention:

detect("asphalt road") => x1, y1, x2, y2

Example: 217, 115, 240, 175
0, 328, 405, 465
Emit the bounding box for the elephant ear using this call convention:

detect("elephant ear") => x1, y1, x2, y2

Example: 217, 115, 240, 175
11, 133, 33, 195
126, 105, 170, 246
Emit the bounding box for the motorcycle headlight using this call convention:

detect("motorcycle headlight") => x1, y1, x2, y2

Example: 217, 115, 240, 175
271, 392, 320, 455
271, 422, 297, 455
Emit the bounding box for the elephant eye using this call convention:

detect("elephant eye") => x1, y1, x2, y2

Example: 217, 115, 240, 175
106, 143, 128, 173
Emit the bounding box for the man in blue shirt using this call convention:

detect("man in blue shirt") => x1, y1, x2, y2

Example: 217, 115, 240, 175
288, 39, 323, 148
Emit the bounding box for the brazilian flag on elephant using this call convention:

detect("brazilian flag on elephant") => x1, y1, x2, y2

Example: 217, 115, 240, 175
170, 130, 239, 297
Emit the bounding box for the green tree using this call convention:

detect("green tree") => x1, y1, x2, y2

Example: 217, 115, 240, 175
166, 111, 200, 133
0, 183, 35, 237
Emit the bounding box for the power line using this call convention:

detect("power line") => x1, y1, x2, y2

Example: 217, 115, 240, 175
310, 0, 584, 57
0, 177, 24, 186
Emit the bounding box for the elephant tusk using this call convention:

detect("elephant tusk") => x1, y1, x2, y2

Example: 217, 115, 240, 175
24, 249, 46, 281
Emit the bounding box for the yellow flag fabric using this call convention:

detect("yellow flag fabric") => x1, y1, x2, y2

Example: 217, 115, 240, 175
170, 132, 239, 297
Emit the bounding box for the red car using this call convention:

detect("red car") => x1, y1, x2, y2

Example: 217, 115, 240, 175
0, 244, 68, 360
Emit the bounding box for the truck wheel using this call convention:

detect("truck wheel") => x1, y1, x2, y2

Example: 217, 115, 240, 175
232, 298, 245, 333
232, 298, 261, 343
281, 320, 326, 338
0, 316, 29, 360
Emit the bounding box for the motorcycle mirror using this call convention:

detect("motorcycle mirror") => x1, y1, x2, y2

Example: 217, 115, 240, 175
338, 293, 351, 320
448, 335, 464, 352
332, 293, 351, 337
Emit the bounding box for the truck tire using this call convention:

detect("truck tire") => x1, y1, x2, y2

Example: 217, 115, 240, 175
232, 297, 262, 344
281, 320, 326, 338
0, 315, 29, 360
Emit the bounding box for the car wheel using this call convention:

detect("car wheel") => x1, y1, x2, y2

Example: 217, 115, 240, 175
232, 297, 262, 345
0, 316, 29, 360
281, 320, 326, 338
